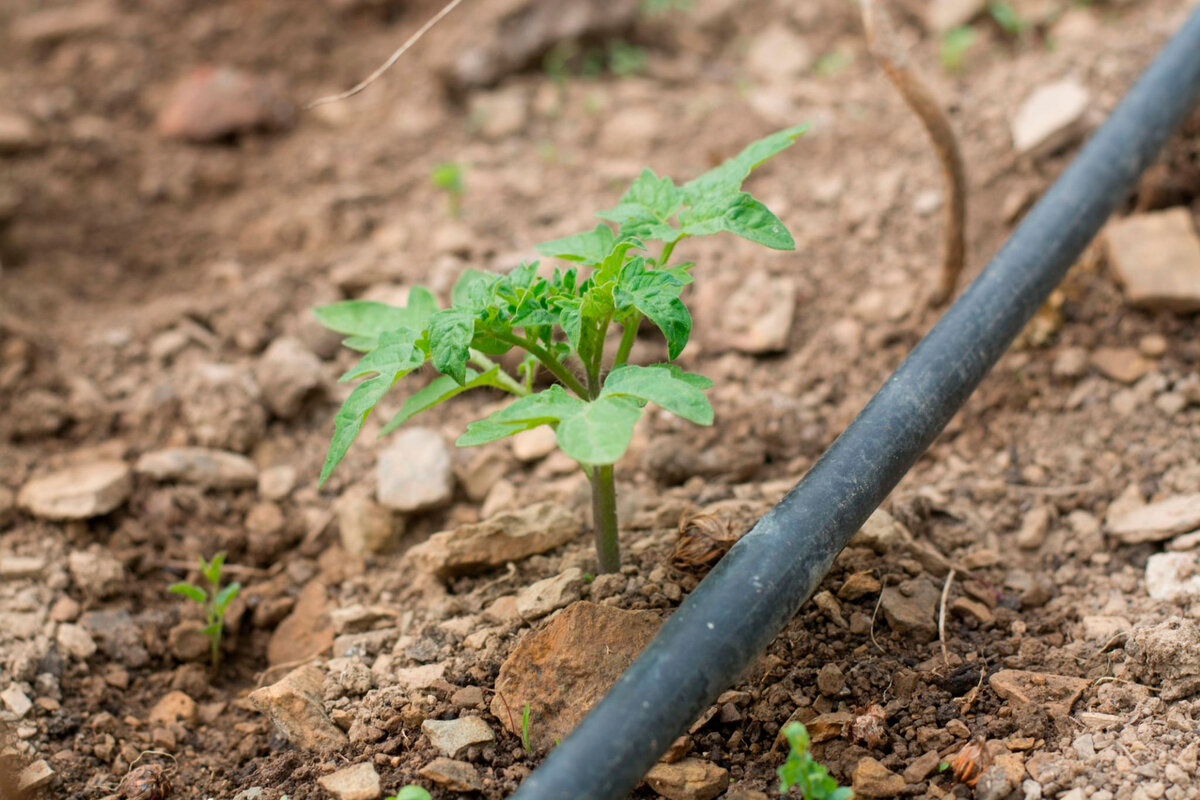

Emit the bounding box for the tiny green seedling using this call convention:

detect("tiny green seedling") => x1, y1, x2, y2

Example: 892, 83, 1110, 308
168, 553, 241, 671
430, 162, 465, 219
521, 702, 533, 752
315, 125, 806, 573
940, 26, 977, 73
988, 1, 1028, 35
777, 723, 852, 800
388, 788, 432, 800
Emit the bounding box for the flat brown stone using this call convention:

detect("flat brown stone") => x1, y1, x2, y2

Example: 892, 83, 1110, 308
267, 581, 333, 666
489, 601, 662, 749
1105, 208, 1200, 313
988, 669, 1090, 717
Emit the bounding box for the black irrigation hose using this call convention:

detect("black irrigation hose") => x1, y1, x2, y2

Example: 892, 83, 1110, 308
513, 8, 1200, 800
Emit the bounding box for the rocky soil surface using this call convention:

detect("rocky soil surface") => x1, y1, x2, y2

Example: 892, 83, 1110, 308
3, 0, 1200, 798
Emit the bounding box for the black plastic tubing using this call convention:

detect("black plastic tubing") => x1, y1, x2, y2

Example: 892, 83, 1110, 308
513, 9, 1200, 799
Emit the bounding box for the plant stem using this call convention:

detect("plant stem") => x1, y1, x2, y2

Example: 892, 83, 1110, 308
657, 237, 680, 267
494, 332, 589, 398
588, 464, 620, 573
468, 350, 529, 396
613, 317, 640, 368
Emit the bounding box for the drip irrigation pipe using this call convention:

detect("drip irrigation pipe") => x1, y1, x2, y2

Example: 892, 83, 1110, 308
513, 8, 1200, 800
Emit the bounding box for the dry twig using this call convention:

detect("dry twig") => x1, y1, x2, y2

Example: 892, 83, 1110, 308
307, 0, 467, 108
861, 0, 967, 305
939, 567, 957, 667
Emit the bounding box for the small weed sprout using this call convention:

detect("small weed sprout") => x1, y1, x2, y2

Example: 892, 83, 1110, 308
315, 126, 806, 572
988, 1, 1028, 35
430, 162, 465, 219
520, 702, 533, 752
388, 787, 432, 800
940, 26, 977, 72
777, 723, 852, 800
168, 553, 240, 671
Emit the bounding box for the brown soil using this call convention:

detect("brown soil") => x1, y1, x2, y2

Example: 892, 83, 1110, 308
2, 0, 1200, 799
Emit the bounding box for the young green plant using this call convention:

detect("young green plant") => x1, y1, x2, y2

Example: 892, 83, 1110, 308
777, 723, 852, 800
168, 553, 241, 671
430, 162, 465, 219
388, 787, 432, 800
315, 125, 807, 573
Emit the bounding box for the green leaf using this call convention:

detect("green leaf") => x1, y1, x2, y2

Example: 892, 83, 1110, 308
201, 622, 222, 638
214, 582, 241, 615
319, 330, 428, 486
339, 328, 425, 382
596, 169, 683, 241
457, 385, 584, 447
451, 269, 501, 311
381, 368, 507, 434
557, 299, 584, 354
392, 788, 433, 800
613, 259, 691, 359
202, 552, 226, 584
169, 583, 207, 604
535, 224, 616, 266
556, 395, 643, 465
601, 364, 714, 425
313, 289, 437, 351
428, 309, 476, 383
679, 192, 795, 250
682, 124, 808, 198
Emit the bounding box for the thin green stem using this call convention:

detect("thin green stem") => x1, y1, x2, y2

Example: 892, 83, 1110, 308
493, 331, 588, 398
468, 350, 529, 396
588, 464, 620, 573
613, 316, 640, 368
657, 237, 681, 267
587, 312, 612, 399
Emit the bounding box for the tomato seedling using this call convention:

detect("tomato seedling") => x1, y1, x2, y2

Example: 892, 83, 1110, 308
315, 125, 806, 572
168, 552, 241, 671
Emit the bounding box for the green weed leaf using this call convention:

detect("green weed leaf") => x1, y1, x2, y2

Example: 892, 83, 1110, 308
214, 582, 241, 615
339, 328, 425, 382
601, 364, 714, 425
169, 583, 207, 604
556, 396, 643, 465
392, 788, 432, 800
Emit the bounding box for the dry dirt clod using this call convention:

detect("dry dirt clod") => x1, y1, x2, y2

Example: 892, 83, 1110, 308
988, 670, 1090, 717
248, 664, 348, 752
177, 364, 267, 453
17, 460, 132, 520
336, 487, 399, 556
1106, 493, 1200, 544
406, 501, 581, 578
158, 67, 295, 143
1121, 617, 1200, 701
1145, 551, 1200, 602
135, 447, 258, 489
418, 758, 483, 792
490, 601, 662, 749
254, 336, 325, 419
644, 758, 729, 800
67, 547, 126, 598
851, 757, 905, 798
880, 578, 941, 642
376, 426, 455, 512
1104, 207, 1200, 312
420, 716, 495, 759
316, 762, 381, 800
267, 580, 334, 666
1011, 78, 1092, 157
515, 567, 585, 621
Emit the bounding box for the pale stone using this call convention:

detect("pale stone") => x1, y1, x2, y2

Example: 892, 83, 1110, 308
317, 762, 381, 800
377, 427, 455, 512
1104, 208, 1200, 313
136, 447, 258, 488
1012, 79, 1091, 157
18, 460, 131, 520
421, 716, 495, 758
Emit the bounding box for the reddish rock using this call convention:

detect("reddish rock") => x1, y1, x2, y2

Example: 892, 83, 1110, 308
268, 581, 334, 666
490, 602, 662, 748
158, 66, 294, 143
